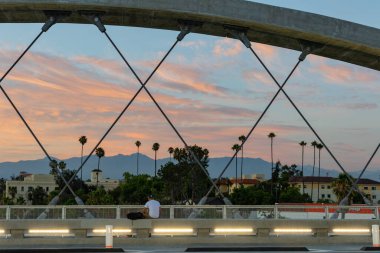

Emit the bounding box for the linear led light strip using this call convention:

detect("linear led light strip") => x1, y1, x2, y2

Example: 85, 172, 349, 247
0, 229, 4, 234
332, 228, 370, 233
274, 228, 312, 233
93, 229, 132, 233
214, 228, 253, 233
153, 228, 193, 233
28, 229, 70, 234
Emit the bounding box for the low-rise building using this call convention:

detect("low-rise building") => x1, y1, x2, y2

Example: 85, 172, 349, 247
215, 178, 231, 194
289, 176, 335, 202
216, 174, 265, 195
86, 169, 119, 191
6, 174, 58, 202
229, 178, 261, 193
357, 179, 380, 203
289, 176, 380, 203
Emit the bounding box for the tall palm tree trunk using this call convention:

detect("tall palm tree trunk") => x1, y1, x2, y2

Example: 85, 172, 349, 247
311, 147, 316, 201
271, 138, 274, 194
96, 158, 100, 187
301, 146, 304, 194
137, 147, 139, 175
154, 151, 157, 177
235, 155, 238, 189
80, 145, 84, 183
240, 147, 244, 184
317, 149, 321, 201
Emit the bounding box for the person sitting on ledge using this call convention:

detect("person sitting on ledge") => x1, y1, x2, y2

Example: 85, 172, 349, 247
143, 194, 160, 219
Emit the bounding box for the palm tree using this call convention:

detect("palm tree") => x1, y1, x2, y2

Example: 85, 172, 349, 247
168, 147, 174, 162
268, 132, 276, 193
78, 136, 87, 182
152, 143, 160, 177
135, 140, 141, 175
332, 173, 354, 204
310, 140, 318, 201
317, 143, 324, 200
58, 161, 66, 171
299, 141, 307, 194
232, 143, 241, 189
9, 186, 17, 200
95, 147, 105, 187
49, 159, 58, 179
238, 135, 246, 183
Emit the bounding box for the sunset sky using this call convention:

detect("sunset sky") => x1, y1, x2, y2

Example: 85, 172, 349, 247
0, 0, 379, 175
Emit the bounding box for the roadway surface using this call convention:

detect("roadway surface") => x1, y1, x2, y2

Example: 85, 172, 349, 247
124, 244, 380, 252
1, 244, 380, 253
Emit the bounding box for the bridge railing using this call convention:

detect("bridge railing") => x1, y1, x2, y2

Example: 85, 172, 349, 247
0, 204, 378, 220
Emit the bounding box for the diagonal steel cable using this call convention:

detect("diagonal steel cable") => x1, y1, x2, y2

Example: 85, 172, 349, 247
53, 20, 195, 199
341, 143, 380, 203
205, 58, 303, 198
245, 41, 370, 204
330, 143, 380, 219
102, 29, 225, 198
0, 18, 83, 205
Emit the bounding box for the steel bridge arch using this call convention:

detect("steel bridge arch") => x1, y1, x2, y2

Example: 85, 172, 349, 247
0, 0, 379, 71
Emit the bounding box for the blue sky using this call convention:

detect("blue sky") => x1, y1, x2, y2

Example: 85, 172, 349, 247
0, 1, 379, 176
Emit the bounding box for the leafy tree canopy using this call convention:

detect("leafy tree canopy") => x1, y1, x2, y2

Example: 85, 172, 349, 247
231, 185, 273, 205
119, 172, 163, 204
158, 145, 211, 204
86, 187, 115, 205
28, 186, 48, 205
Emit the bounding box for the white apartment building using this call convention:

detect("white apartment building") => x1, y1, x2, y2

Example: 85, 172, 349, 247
86, 169, 119, 191
218, 174, 265, 194
5, 174, 58, 201
289, 176, 380, 203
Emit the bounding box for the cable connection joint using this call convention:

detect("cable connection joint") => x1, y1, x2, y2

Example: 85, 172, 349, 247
42, 16, 56, 32
177, 26, 191, 41
94, 16, 106, 33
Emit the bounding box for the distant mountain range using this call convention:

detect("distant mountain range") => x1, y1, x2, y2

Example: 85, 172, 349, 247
0, 153, 378, 181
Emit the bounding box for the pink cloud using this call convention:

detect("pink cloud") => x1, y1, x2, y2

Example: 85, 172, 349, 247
243, 69, 273, 86
0, 48, 378, 172
252, 43, 277, 60
137, 60, 230, 97
155, 67, 228, 96
342, 103, 378, 110
179, 40, 207, 49
309, 55, 378, 85
213, 38, 243, 57
0, 49, 262, 162
73, 55, 230, 97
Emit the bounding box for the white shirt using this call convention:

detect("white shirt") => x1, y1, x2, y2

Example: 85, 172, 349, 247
144, 199, 160, 218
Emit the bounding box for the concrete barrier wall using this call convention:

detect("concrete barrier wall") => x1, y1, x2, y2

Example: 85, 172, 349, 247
0, 219, 380, 245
